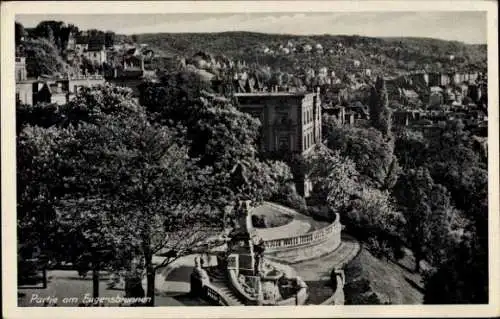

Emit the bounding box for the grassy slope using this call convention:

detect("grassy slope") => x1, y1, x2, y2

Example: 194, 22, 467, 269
347, 247, 425, 304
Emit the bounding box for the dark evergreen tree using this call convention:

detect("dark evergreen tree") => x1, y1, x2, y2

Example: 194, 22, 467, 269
369, 76, 392, 138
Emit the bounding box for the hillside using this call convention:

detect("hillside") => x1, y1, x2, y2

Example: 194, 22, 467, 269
135, 32, 487, 76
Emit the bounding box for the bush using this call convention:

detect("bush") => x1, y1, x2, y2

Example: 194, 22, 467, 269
343, 252, 387, 305
271, 185, 308, 214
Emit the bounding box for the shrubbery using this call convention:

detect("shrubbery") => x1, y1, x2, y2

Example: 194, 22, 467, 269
343, 255, 387, 305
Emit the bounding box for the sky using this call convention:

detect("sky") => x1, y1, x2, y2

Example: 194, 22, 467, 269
16, 11, 487, 44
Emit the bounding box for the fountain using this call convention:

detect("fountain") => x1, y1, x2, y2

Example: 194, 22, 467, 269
190, 200, 308, 305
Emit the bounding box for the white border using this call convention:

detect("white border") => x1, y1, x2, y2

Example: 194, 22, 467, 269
2, 1, 499, 318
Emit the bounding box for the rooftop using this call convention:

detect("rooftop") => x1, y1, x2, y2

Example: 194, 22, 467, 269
234, 91, 313, 97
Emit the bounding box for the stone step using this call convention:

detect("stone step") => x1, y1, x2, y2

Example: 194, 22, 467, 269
218, 286, 244, 305
205, 267, 227, 282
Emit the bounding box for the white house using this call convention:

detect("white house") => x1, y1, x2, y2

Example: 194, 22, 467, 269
303, 44, 312, 53
83, 45, 107, 65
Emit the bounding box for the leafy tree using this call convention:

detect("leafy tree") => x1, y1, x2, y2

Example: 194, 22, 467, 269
24, 38, 71, 77
324, 125, 400, 190
306, 146, 359, 215
394, 128, 429, 170
16, 102, 63, 133
15, 22, 26, 45
348, 186, 404, 256
17, 86, 227, 304
56, 115, 222, 305
32, 20, 67, 50
17, 125, 76, 260
393, 167, 456, 271
423, 233, 488, 304
140, 70, 286, 206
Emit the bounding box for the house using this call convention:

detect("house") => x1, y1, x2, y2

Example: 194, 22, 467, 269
16, 74, 106, 106
75, 34, 89, 54
123, 55, 144, 71
303, 44, 312, 53
428, 72, 451, 87
15, 57, 27, 82
315, 43, 323, 53
429, 91, 444, 107
66, 32, 76, 51
402, 89, 419, 104
16, 80, 37, 105
279, 47, 290, 55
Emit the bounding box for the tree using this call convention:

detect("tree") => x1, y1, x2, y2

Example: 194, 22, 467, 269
104, 31, 116, 48
324, 125, 400, 190
369, 76, 392, 137
24, 38, 71, 77
56, 115, 222, 305
393, 167, 456, 272
17, 86, 226, 305
17, 125, 76, 261
140, 70, 285, 205
423, 232, 488, 304
32, 20, 67, 51
15, 22, 26, 45
306, 146, 359, 215
348, 186, 404, 253
394, 128, 429, 170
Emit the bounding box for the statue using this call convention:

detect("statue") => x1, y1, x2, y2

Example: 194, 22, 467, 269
192, 256, 209, 282
229, 200, 254, 240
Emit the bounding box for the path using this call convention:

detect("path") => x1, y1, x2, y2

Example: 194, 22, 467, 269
252, 202, 328, 241
17, 270, 190, 307
293, 235, 361, 281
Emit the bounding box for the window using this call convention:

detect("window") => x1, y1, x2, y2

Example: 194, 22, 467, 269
278, 135, 289, 151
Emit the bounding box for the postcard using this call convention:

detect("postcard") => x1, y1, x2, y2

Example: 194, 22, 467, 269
1, 1, 499, 318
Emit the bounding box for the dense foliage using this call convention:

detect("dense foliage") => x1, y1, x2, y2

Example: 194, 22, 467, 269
23, 38, 73, 78
17, 75, 293, 305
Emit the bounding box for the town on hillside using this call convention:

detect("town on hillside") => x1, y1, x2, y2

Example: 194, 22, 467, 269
13, 16, 490, 310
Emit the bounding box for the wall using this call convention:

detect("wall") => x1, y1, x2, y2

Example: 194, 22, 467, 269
263, 212, 342, 264
16, 82, 33, 105
320, 273, 345, 305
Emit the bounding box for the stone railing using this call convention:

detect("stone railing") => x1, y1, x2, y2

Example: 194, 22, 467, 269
275, 286, 308, 306
320, 270, 345, 305
66, 75, 105, 81
263, 213, 341, 252
204, 284, 230, 306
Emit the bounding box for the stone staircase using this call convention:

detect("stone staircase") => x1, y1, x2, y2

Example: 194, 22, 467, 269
204, 266, 246, 306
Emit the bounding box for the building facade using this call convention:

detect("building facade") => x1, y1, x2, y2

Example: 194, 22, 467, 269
16, 76, 106, 106
83, 46, 107, 66
234, 90, 321, 196
15, 57, 28, 82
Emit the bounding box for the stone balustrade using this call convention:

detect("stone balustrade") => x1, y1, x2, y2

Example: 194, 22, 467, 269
263, 213, 341, 253
204, 284, 230, 306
